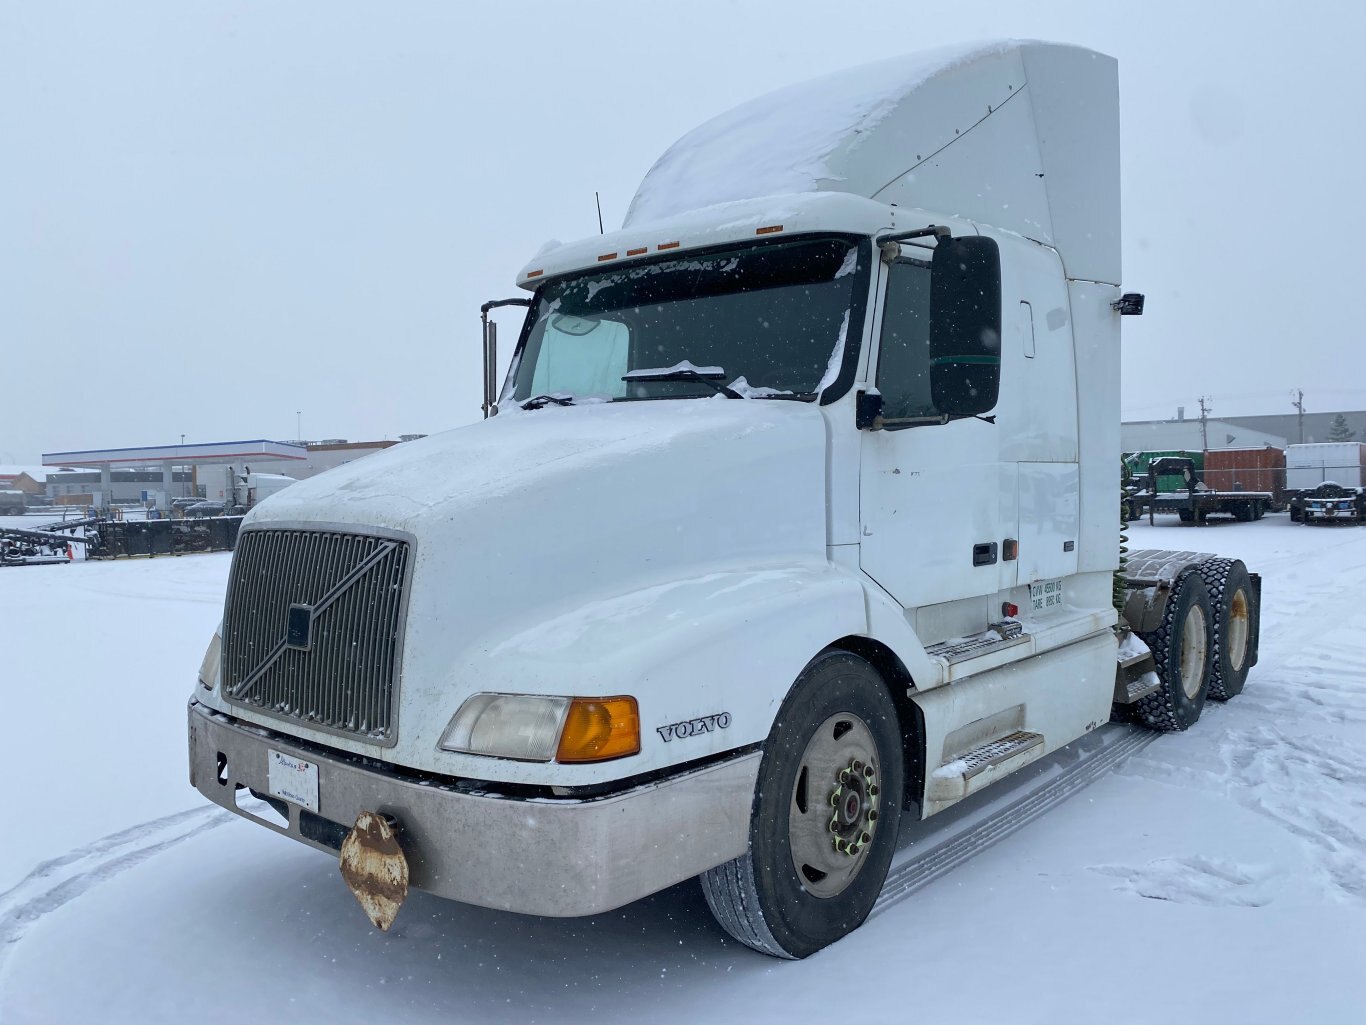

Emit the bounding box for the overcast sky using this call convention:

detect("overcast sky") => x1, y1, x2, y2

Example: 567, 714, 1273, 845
2, 1, 1363, 462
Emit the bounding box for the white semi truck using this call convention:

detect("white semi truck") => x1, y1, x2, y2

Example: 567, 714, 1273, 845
189, 40, 1261, 958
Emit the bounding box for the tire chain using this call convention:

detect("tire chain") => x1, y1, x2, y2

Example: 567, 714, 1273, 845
1133, 568, 1199, 731
1196, 557, 1237, 701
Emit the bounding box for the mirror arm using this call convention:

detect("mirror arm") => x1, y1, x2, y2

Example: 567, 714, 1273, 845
875, 225, 953, 246
479, 297, 533, 419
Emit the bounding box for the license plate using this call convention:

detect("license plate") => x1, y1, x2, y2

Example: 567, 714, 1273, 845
268, 749, 319, 812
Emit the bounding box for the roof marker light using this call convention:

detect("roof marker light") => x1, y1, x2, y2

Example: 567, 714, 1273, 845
626, 247, 647, 257
526, 269, 543, 278
755, 224, 784, 235
657, 241, 680, 250
597, 252, 618, 262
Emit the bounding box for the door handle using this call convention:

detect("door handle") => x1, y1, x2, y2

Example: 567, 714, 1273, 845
973, 542, 998, 567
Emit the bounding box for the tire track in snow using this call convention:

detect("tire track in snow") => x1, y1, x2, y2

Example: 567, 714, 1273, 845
1127, 521, 1366, 903
0, 806, 232, 970
1216, 725, 1366, 903
871, 727, 1156, 919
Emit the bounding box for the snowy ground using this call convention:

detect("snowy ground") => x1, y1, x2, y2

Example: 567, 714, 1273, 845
1, 514, 1362, 1024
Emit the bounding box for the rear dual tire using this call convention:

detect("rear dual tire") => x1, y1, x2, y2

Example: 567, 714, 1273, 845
1197, 558, 1254, 701
1135, 571, 1213, 731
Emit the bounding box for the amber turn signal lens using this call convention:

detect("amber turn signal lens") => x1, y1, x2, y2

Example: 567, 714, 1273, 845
555, 696, 640, 763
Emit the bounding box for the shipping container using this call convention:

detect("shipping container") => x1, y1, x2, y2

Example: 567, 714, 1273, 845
1204, 447, 1286, 500
1286, 443, 1366, 491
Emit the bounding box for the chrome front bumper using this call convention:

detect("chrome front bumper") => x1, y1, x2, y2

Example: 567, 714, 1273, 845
188, 700, 759, 917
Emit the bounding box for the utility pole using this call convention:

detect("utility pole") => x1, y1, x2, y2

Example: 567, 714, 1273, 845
1198, 396, 1211, 451
1292, 389, 1305, 444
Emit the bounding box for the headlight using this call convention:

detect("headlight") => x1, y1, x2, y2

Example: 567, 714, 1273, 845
198, 628, 222, 691
440, 694, 571, 761
440, 693, 640, 763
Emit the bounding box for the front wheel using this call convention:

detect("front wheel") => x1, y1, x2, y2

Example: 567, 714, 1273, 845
701, 651, 905, 958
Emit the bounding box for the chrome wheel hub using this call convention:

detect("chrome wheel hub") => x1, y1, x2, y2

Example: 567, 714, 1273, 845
788, 713, 882, 897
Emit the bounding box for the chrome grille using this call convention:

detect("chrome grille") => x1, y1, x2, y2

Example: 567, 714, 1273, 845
222, 528, 411, 744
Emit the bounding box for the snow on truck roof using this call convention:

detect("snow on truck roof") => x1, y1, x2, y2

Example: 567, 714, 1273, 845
520, 39, 1119, 288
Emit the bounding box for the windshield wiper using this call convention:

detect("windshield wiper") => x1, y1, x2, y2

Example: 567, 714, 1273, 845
521, 393, 576, 410
622, 363, 741, 399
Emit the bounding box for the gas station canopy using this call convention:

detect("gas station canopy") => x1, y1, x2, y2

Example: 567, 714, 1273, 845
43, 440, 308, 469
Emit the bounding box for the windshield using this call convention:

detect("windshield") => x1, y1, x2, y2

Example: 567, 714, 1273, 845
507, 236, 866, 404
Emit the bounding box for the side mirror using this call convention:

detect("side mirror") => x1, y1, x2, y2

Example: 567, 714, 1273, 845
856, 389, 884, 431
930, 236, 1001, 417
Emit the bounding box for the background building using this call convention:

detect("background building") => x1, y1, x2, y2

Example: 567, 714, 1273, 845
1121, 417, 1287, 454
46, 469, 197, 505
35, 437, 426, 509
1221, 410, 1366, 446
0, 466, 63, 495
226, 439, 406, 481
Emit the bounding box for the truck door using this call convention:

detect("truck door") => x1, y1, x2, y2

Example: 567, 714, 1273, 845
859, 252, 1009, 612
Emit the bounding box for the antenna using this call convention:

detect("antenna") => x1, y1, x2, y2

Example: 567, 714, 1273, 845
595, 192, 604, 235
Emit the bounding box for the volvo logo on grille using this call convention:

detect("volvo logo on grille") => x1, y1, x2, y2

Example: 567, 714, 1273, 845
286, 604, 315, 650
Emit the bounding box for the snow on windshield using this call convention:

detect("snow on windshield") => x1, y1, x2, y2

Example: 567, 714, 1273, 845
511, 237, 865, 404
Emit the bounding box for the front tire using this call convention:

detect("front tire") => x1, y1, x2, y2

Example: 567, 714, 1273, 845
701, 651, 905, 958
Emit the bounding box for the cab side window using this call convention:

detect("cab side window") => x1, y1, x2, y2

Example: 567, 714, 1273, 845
876, 260, 935, 420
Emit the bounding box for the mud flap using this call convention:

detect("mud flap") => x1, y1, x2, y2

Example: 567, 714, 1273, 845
339, 811, 409, 931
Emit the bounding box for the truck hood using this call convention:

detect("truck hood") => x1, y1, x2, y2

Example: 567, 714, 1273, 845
252, 399, 826, 539
233, 399, 831, 771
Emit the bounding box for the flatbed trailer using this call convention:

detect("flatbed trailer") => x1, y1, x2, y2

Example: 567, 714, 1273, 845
1127, 457, 1272, 523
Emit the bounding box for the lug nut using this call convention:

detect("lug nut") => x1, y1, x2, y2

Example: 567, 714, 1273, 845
868, 784, 879, 797
861, 831, 871, 844
852, 760, 864, 773
868, 810, 878, 822
863, 765, 875, 778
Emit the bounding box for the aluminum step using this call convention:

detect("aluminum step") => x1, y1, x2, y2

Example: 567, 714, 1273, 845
1118, 648, 1151, 670
926, 730, 1045, 802
1114, 668, 1162, 704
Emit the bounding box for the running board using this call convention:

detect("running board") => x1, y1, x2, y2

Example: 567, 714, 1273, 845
926, 731, 1045, 802
925, 631, 1028, 665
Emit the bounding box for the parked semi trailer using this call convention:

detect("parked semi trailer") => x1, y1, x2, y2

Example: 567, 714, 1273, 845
188, 41, 1262, 958
1286, 442, 1366, 523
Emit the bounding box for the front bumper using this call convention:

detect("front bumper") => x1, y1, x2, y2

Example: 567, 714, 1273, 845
1305, 504, 1354, 520
189, 700, 759, 917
